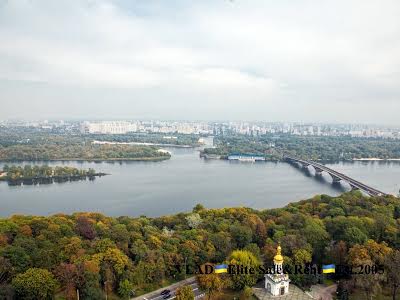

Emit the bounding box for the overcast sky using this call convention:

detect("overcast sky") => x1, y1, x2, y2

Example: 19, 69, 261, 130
0, 0, 399, 123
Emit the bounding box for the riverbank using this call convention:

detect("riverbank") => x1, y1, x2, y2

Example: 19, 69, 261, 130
0, 173, 108, 186
92, 140, 195, 148
353, 158, 400, 161
0, 165, 109, 186
0, 156, 171, 162
0, 144, 172, 162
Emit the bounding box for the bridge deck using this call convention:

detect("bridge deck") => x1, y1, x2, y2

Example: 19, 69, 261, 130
285, 156, 387, 196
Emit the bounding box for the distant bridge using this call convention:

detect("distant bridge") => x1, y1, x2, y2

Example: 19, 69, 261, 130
284, 156, 388, 197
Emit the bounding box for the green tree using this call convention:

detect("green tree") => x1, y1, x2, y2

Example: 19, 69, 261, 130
118, 279, 133, 299
228, 250, 261, 290
343, 227, 368, 246
230, 225, 252, 249
12, 268, 59, 299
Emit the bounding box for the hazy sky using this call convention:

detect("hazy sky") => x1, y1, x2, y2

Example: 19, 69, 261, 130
0, 0, 399, 123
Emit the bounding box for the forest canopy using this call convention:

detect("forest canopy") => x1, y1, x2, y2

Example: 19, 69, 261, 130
204, 134, 400, 162
0, 191, 399, 299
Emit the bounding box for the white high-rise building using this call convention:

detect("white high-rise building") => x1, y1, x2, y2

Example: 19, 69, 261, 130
84, 121, 137, 134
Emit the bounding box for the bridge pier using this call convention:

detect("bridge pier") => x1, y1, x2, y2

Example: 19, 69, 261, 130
331, 175, 342, 185
314, 167, 324, 177
301, 163, 311, 173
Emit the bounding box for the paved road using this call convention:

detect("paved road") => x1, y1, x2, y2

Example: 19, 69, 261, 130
131, 277, 205, 300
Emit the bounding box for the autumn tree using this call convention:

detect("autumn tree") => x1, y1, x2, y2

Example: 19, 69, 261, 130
197, 268, 226, 299
348, 241, 391, 299
385, 250, 400, 300
75, 216, 97, 240
12, 268, 59, 299
175, 285, 195, 300
55, 263, 81, 300
0, 257, 13, 284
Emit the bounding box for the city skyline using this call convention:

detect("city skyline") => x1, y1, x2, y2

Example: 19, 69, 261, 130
2, 119, 400, 139
1, 1, 400, 124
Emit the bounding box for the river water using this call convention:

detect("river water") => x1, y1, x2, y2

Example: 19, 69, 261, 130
1, 146, 399, 217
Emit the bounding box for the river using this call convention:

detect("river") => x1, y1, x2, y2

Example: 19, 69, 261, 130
1, 146, 399, 217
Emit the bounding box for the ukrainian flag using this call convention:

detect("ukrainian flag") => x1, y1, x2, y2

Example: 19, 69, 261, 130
322, 264, 335, 274
214, 264, 228, 274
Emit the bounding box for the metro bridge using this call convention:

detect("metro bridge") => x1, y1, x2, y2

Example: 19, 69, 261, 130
284, 155, 388, 197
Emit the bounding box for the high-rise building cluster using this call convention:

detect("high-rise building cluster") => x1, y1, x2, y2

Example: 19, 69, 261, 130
2, 119, 400, 139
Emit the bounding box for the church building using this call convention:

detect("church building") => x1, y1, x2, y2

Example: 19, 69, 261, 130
264, 245, 290, 296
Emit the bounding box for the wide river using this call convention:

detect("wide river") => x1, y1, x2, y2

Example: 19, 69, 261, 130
1, 146, 399, 217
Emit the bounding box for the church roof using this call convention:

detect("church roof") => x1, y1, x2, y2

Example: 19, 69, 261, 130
274, 245, 284, 264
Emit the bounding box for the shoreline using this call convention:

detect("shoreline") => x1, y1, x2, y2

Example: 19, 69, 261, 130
0, 173, 109, 186
200, 152, 400, 163
92, 140, 196, 148
352, 158, 400, 161
0, 156, 171, 162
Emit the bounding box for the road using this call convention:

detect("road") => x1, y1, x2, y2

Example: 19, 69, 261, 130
131, 277, 205, 300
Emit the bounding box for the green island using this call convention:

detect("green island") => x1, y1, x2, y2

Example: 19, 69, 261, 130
0, 165, 107, 185
0, 127, 200, 148
0, 191, 399, 299
203, 134, 400, 162
0, 144, 171, 162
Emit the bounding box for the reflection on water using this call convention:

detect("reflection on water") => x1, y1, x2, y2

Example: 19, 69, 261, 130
0, 147, 399, 217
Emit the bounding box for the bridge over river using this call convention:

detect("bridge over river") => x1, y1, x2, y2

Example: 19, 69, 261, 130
284, 156, 388, 197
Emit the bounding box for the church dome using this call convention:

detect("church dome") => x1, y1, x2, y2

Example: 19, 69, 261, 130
274, 245, 284, 264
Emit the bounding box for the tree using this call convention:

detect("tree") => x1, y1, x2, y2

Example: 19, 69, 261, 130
81, 270, 104, 300
293, 249, 312, 265
193, 204, 205, 213
348, 243, 387, 300
230, 225, 252, 249
0, 257, 13, 284
185, 213, 202, 229
343, 227, 367, 246
175, 285, 194, 300
385, 250, 400, 300
54, 263, 82, 300
240, 286, 253, 300
228, 250, 261, 290
301, 218, 329, 258
118, 279, 133, 299
75, 216, 97, 240
12, 268, 59, 299
197, 269, 225, 299
328, 241, 348, 266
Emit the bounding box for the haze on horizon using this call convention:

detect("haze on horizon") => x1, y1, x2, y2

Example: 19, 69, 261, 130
0, 0, 399, 124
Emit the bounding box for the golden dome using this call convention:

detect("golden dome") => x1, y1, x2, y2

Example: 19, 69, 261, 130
274, 245, 284, 264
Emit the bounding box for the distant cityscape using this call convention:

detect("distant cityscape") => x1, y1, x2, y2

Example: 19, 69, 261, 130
1, 119, 400, 139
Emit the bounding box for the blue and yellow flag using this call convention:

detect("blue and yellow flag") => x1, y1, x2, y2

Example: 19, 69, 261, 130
214, 264, 228, 274
322, 264, 335, 274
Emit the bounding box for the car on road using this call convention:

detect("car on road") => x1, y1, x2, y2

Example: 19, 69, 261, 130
162, 293, 171, 299
160, 289, 170, 295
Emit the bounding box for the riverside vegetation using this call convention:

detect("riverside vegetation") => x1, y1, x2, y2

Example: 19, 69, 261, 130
0, 127, 197, 161
0, 144, 170, 161
0, 165, 106, 185
203, 134, 400, 162
0, 191, 399, 299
